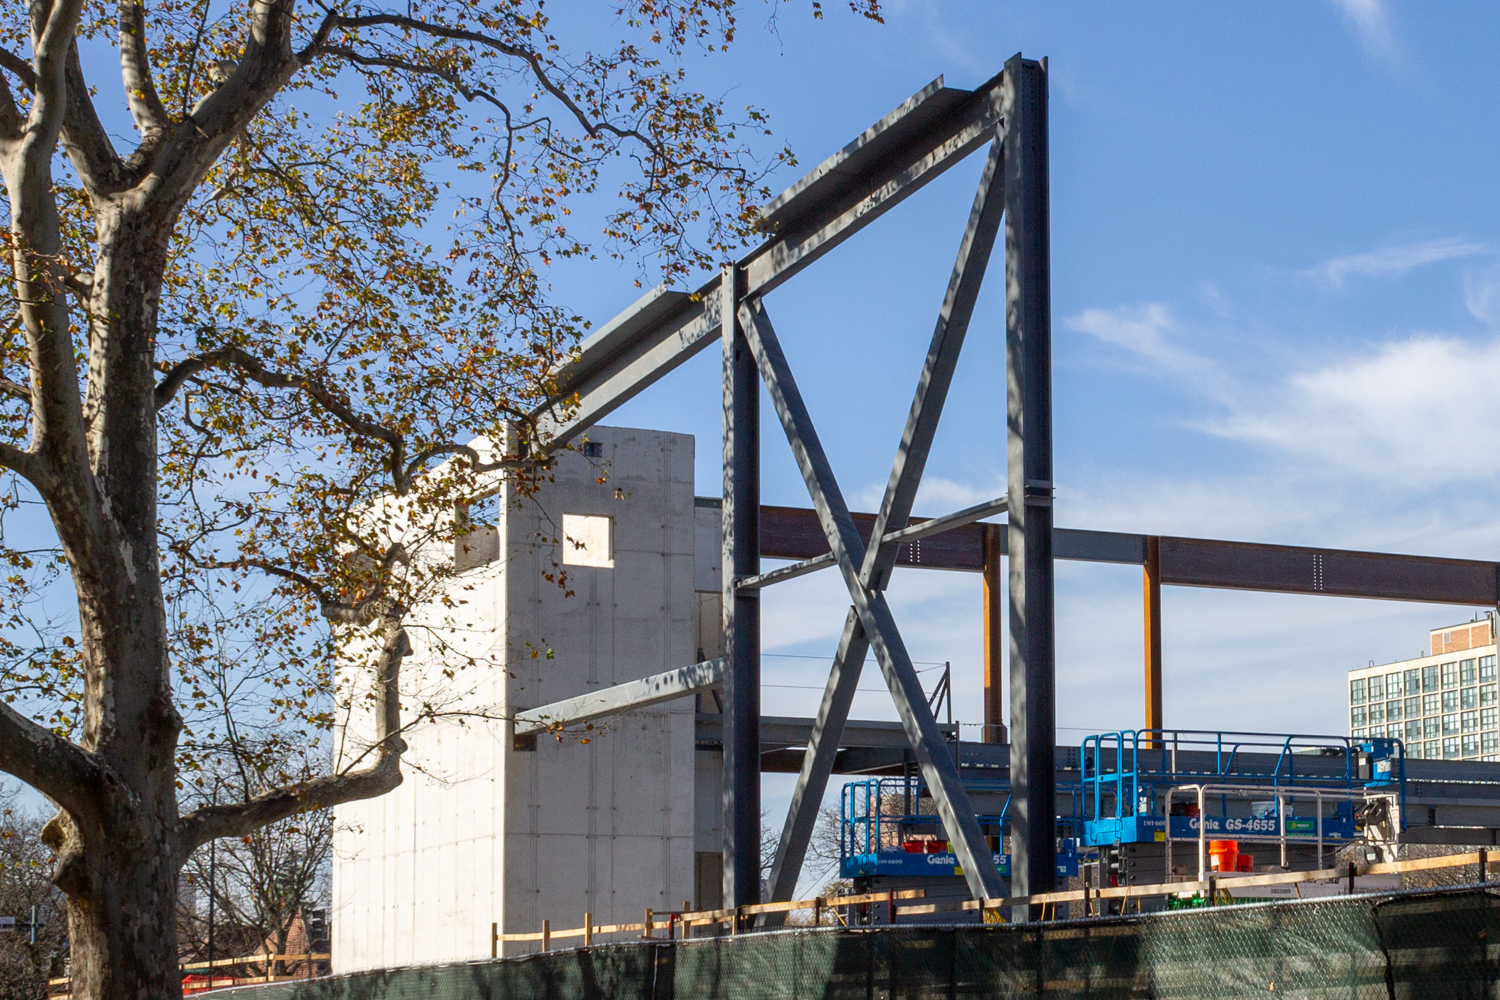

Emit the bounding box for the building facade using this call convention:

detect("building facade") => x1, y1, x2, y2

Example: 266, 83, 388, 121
330, 425, 700, 970
1348, 619, 1498, 761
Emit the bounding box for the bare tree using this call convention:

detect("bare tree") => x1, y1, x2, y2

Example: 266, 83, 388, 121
0, 0, 883, 996
177, 746, 330, 973
0, 784, 66, 1000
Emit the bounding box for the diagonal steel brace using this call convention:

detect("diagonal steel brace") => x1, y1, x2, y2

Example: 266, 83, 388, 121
762, 135, 1008, 906
739, 296, 1005, 901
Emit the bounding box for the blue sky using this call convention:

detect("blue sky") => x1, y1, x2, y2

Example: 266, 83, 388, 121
539, 0, 1500, 796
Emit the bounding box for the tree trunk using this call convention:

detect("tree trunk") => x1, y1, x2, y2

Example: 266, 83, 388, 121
53, 203, 186, 1000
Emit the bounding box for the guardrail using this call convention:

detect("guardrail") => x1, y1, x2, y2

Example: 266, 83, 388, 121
490, 849, 1500, 952
46, 953, 332, 999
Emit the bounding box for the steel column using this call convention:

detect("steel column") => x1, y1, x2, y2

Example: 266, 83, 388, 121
762, 138, 1007, 904
1143, 536, 1163, 740
1003, 53, 1056, 908
983, 523, 1004, 744
739, 298, 1004, 901
721, 265, 761, 909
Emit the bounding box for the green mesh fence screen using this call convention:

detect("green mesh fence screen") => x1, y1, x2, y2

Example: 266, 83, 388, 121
216, 886, 1500, 1000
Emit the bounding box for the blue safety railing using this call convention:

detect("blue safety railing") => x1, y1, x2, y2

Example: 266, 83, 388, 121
1079, 729, 1406, 847
838, 774, 1083, 880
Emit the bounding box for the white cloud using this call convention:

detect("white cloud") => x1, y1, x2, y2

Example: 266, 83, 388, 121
1307, 237, 1485, 287
1206, 334, 1500, 484
1328, 0, 1403, 66
1066, 302, 1229, 398
1464, 259, 1500, 326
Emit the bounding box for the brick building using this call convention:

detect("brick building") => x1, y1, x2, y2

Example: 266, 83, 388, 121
1347, 618, 1498, 761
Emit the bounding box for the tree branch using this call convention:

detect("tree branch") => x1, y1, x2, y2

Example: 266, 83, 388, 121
305, 14, 666, 158
61, 41, 124, 195
158, 345, 534, 491
117, 0, 171, 141
0, 699, 107, 824
175, 617, 408, 861
0, 378, 31, 403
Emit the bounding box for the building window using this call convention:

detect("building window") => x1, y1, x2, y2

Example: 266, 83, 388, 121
1443, 737, 1461, 759
1462, 659, 1478, 684
1386, 700, 1403, 722
1423, 666, 1439, 692
1406, 720, 1423, 742
1367, 702, 1384, 724
1485, 732, 1500, 754
1443, 714, 1459, 735
1422, 694, 1440, 716
1482, 656, 1497, 681
1406, 669, 1421, 695
1463, 711, 1478, 732
1442, 662, 1459, 689
1463, 734, 1480, 757
1351, 706, 1366, 727
1442, 691, 1459, 712
1367, 675, 1384, 700
1387, 673, 1403, 699
560, 513, 614, 568
1352, 727, 1367, 738
1406, 696, 1422, 718
1425, 740, 1440, 758
1483, 708, 1498, 730
1463, 687, 1479, 710
1350, 678, 1366, 705
1424, 717, 1440, 739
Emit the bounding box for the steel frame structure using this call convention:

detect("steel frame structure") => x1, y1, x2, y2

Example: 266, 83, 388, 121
518, 48, 1500, 919
526, 57, 1051, 907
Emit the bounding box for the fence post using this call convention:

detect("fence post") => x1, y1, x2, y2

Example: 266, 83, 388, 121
584, 912, 593, 947
813, 897, 823, 927
491, 921, 498, 959
643, 908, 653, 939
1347, 862, 1355, 895
266, 951, 274, 984
1206, 876, 1216, 907
1481, 848, 1489, 884
887, 890, 895, 925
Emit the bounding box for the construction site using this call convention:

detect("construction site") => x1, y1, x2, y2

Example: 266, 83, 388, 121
222, 56, 1500, 998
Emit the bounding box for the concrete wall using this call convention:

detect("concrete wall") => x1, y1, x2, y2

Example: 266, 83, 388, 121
331, 425, 697, 970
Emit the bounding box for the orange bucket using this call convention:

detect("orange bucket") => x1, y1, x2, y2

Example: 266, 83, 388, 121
1208, 840, 1238, 872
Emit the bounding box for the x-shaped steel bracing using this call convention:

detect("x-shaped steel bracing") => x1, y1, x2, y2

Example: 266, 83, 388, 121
739, 133, 1009, 903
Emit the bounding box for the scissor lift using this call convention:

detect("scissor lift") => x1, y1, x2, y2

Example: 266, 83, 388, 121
1081, 730, 1406, 867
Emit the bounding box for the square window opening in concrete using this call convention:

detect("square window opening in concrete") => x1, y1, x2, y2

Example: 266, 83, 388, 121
562, 513, 613, 568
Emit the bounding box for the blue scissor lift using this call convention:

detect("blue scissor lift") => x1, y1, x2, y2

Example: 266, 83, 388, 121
1081, 730, 1405, 857
837, 728, 1406, 895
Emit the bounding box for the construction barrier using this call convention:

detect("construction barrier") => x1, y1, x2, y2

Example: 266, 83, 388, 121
206, 884, 1500, 998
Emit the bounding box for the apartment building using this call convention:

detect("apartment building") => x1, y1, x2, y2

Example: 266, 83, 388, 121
1347, 618, 1498, 761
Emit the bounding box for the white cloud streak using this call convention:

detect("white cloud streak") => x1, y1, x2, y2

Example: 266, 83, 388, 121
1328, 0, 1403, 66
1308, 237, 1485, 287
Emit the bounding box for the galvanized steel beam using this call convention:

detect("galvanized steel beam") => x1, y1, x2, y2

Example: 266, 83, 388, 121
1003, 54, 1056, 909
513, 659, 725, 736
530, 73, 1009, 450
720, 266, 761, 910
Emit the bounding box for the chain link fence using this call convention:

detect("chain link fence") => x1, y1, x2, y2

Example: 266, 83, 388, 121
210, 884, 1500, 999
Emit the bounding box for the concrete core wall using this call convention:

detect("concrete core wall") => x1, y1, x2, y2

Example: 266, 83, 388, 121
331, 425, 697, 970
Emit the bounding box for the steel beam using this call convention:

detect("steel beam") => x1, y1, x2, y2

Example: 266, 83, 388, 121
739, 298, 1004, 901
983, 524, 1004, 744
761, 138, 1007, 906
514, 659, 725, 736
1003, 54, 1056, 909
529, 74, 1009, 450
721, 267, 761, 910
1143, 537, 1163, 739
